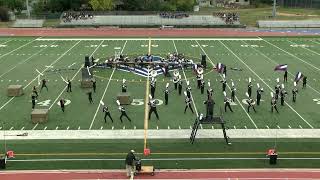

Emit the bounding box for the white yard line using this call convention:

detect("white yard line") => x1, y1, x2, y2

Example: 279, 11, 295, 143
0, 40, 80, 111
0, 39, 37, 63
262, 38, 320, 72
220, 40, 314, 129
36, 38, 263, 41
89, 40, 127, 130
172, 40, 199, 117
195, 40, 258, 129
243, 40, 320, 95
0, 41, 56, 79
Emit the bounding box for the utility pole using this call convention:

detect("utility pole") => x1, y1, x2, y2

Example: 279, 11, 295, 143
26, 0, 31, 19
272, 0, 277, 18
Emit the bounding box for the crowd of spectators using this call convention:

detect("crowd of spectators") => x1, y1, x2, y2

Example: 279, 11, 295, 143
214, 12, 239, 24
159, 12, 189, 19
62, 11, 94, 22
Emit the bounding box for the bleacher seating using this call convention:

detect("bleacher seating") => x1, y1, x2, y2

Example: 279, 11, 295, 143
60, 15, 240, 26
12, 19, 44, 28
258, 20, 320, 28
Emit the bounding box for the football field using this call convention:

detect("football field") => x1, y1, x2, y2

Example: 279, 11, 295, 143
0, 36, 320, 133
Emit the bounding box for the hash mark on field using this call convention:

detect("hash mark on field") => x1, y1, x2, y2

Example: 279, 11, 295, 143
78, 126, 81, 130
134, 126, 136, 130
200, 124, 203, 129
266, 125, 269, 129
288, 125, 292, 129
8, 80, 11, 82
168, 126, 170, 129
55, 126, 58, 130
277, 125, 281, 129
299, 125, 303, 129
212, 126, 214, 129
112, 126, 114, 130
24, 80, 27, 82
190, 126, 192, 129
0, 127, 2, 130
100, 126, 103, 130
179, 126, 181, 129
123, 126, 125, 130
21, 127, 24, 130
55, 80, 57, 82
44, 127, 47, 130
9, 127, 13, 130
244, 126, 247, 129
157, 126, 158, 130
67, 126, 69, 130
233, 126, 236, 129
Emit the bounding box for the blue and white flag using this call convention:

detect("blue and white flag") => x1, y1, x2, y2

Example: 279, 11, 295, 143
274, 64, 288, 71
295, 72, 303, 82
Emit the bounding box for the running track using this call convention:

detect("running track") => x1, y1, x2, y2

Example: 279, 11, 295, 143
1, 169, 320, 180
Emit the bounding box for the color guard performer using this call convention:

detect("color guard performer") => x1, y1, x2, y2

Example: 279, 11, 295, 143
270, 92, 279, 113
224, 91, 233, 112
246, 92, 256, 113
184, 91, 194, 114
148, 95, 159, 120
292, 82, 298, 103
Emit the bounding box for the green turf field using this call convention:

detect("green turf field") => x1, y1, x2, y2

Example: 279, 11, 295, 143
0, 37, 320, 131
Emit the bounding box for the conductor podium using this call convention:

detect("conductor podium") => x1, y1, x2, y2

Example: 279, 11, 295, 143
117, 93, 132, 105
7, 85, 23, 97
31, 109, 48, 123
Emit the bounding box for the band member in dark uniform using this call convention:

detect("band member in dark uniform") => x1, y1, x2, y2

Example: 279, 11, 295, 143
221, 74, 226, 92
224, 91, 233, 112
164, 83, 169, 105
292, 82, 298, 103
246, 92, 256, 113
66, 79, 72, 92
32, 86, 38, 98
284, 70, 288, 83
248, 77, 253, 98
92, 79, 96, 93
302, 76, 307, 89
173, 74, 179, 90
103, 105, 113, 123
204, 95, 215, 117
207, 81, 213, 100
88, 91, 93, 104
200, 79, 205, 94
59, 98, 65, 112
184, 91, 194, 114
31, 92, 36, 109
271, 92, 279, 113
40, 79, 48, 92
122, 79, 127, 93
178, 75, 182, 95
150, 77, 156, 98
148, 95, 159, 120
186, 81, 191, 99
280, 84, 287, 106
256, 83, 264, 106
231, 81, 236, 102
117, 100, 131, 123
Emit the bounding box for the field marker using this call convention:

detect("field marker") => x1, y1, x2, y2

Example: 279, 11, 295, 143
277, 125, 281, 129
221, 40, 314, 128
190, 126, 192, 129
123, 126, 125, 130
262, 39, 320, 72
234, 126, 236, 129
55, 126, 58, 130
32, 123, 38, 130
196, 40, 258, 129
244, 126, 247, 129
67, 126, 69, 130
243, 40, 320, 96
200, 124, 203, 129
168, 126, 170, 129
288, 125, 292, 129
78, 126, 80, 130
9, 127, 13, 130
179, 126, 181, 129
134, 126, 136, 130
157, 126, 158, 130
44, 127, 47, 130
266, 125, 269, 129
299, 125, 303, 129
0, 41, 82, 113
0, 127, 2, 130
21, 127, 24, 130
112, 126, 114, 130
100, 126, 103, 130
89, 40, 126, 130
212, 126, 214, 129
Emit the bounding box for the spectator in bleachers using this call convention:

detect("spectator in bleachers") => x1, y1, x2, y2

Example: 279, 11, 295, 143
159, 12, 189, 19
62, 11, 94, 23
214, 12, 239, 24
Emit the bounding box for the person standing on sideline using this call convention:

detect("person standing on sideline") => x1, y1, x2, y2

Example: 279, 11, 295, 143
125, 150, 136, 178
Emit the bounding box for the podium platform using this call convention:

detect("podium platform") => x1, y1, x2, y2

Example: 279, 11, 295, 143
81, 79, 93, 88
7, 85, 24, 97
117, 92, 132, 105
31, 109, 48, 123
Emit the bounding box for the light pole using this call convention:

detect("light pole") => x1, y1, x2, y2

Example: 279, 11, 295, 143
26, 0, 31, 18
272, 0, 277, 18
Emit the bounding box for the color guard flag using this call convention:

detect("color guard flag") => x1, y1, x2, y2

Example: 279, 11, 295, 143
216, 63, 225, 73
274, 64, 288, 71
295, 72, 303, 82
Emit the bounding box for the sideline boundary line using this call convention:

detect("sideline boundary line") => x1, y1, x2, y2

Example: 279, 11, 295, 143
219, 40, 314, 129
36, 38, 263, 41
194, 40, 258, 129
